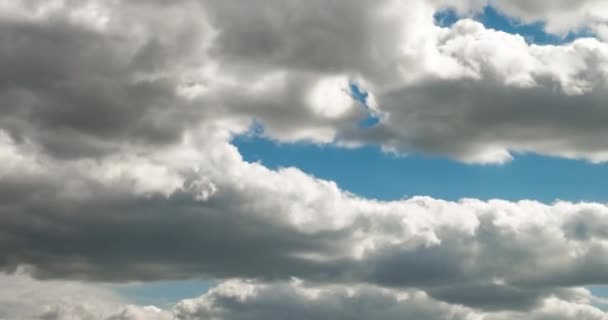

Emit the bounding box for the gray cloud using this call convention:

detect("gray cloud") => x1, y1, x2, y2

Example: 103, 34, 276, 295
173, 280, 476, 320
364, 76, 608, 163
196, 1, 608, 163
0, 0, 214, 158
172, 280, 607, 320
4, 1, 608, 162
3, 274, 605, 320
3, 128, 608, 311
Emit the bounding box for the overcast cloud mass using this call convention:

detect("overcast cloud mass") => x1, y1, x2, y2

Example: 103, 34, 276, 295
3, 0, 608, 319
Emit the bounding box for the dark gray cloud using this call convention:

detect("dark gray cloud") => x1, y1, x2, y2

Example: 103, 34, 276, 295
0, 0, 214, 158
200, 0, 414, 83
361, 76, 608, 163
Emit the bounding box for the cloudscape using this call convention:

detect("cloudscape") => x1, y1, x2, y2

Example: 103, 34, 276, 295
3, 0, 608, 319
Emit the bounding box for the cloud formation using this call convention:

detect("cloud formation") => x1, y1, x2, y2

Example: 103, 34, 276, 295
2, 275, 607, 320
3, 0, 608, 162
3, 124, 608, 312
174, 279, 608, 320
443, 0, 608, 38
2, 0, 608, 318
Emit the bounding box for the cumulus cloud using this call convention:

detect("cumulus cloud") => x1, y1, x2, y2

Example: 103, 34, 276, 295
4, 0, 608, 162
346, 19, 608, 163
173, 279, 608, 320
2, 274, 606, 320
1, 0, 608, 163
442, 0, 608, 39
173, 279, 477, 320
4, 125, 608, 311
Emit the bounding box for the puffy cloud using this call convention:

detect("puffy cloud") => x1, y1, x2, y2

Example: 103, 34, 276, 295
342, 19, 608, 163
183, 0, 608, 163
173, 279, 608, 320
0, 0, 217, 158
4, 0, 608, 162
441, 0, 608, 38
4, 125, 608, 311
2, 274, 606, 320
173, 279, 477, 320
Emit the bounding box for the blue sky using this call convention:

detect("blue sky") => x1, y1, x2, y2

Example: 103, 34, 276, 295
234, 137, 608, 203
116, 5, 608, 307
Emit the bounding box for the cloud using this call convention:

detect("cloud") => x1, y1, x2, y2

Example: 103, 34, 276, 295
173, 279, 476, 320
173, 279, 608, 320
0, 271, 125, 320
443, 0, 608, 39
201, 1, 608, 163
0, 0, 216, 158
4, 0, 608, 162
344, 19, 608, 163
2, 274, 606, 320
3, 125, 608, 311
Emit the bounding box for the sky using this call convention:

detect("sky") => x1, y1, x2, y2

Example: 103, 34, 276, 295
4, 1, 608, 319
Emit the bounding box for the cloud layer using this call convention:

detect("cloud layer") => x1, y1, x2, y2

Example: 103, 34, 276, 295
3, 0, 608, 163
3, 275, 607, 320
4, 122, 608, 313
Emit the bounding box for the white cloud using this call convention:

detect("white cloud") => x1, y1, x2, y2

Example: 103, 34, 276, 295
440, 0, 608, 39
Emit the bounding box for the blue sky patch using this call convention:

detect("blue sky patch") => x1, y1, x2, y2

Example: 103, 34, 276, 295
235, 135, 608, 203
349, 82, 382, 128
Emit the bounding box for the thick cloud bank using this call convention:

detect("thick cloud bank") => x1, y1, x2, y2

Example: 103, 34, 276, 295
2, 0, 608, 319
4, 123, 608, 312
2, 0, 608, 162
